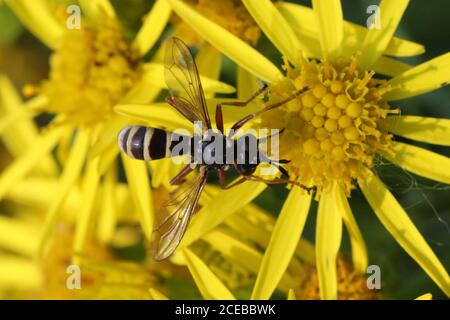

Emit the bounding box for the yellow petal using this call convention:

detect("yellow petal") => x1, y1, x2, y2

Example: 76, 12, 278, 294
115, 103, 192, 132
122, 46, 165, 104
181, 182, 266, 247
0, 215, 39, 257
203, 228, 296, 291
196, 46, 222, 81
4, 177, 81, 216
381, 141, 450, 185
385, 52, 450, 101
287, 288, 296, 300
295, 240, 317, 266
359, 0, 410, 69
237, 66, 261, 100
196, 46, 222, 99
148, 159, 170, 189
55, 126, 74, 166
276, 3, 327, 58
149, 158, 184, 190
242, 0, 303, 64
5, 0, 63, 49
316, 183, 342, 300
123, 77, 162, 104
0, 108, 33, 136
251, 187, 311, 300
97, 144, 120, 176
0, 126, 65, 200
79, 0, 115, 20
311, 0, 343, 59
141, 63, 235, 94
88, 115, 127, 159
415, 293, 432, 300
0, 77, 56, 175
335, 183, 368, 273
277, 2, 424, 58
226, 205, 316, 265
168, 0, 282, 83
387, 115, 450, 146
373, 56, 411, 77
183, 248, 235, 300
276, 4, 412, 77
0, 73, 21, 107
224, 207, 273, 246
359, 168, 450, 296
122, 154, 154, 240
202, 229, 262, 275
149, 288, 169, 300
37, 130, 90, 259
133, 0, 171, 57
0, 256, 43, 290
73, 158, 101, 261
384, 37, 425, 58
97, 164, 118, 244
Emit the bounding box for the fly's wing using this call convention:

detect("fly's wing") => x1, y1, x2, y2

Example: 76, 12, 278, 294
164, 37, 211, 130
152, 167, 207, 260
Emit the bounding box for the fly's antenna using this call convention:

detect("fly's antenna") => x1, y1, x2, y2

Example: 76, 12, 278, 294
268, 158, 290, 176
272, 163, 289, 176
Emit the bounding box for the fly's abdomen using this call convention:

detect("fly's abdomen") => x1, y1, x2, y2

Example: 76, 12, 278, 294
118, 126, 172, 161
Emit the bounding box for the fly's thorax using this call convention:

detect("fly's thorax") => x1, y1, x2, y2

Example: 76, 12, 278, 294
170, 130, 263, 166
199, 131, 271, 167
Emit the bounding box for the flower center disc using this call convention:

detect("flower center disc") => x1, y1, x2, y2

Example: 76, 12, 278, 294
261, 57, 397, 195
41, 21, 141, 126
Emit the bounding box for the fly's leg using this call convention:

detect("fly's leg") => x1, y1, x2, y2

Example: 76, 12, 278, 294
222, 176, 248, 190
218, 168, 227, 189
229, 86, 310, 138
215, 83, 268, 133
245, 175, 313, 194
169, 164, 194, 185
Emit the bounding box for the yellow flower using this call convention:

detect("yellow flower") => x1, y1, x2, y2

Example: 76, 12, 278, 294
168, 0, 265, 107
159, 195, 384, 300
40, 223, 161, 300
295, 257, 381, 300
171, 0, 261, 47
167, 0, 450, 299
0, 214, 43, 298
0, 168, 186, 299
0, 0, 234, 262
0, 213, 169, 299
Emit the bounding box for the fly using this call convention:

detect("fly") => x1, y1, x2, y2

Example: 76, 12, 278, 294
118, 37, 310, 260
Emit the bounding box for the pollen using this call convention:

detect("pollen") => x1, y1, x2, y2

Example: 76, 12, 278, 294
40, 20, 141, 126
261, 56, 397, 195
172, 0, 261, 46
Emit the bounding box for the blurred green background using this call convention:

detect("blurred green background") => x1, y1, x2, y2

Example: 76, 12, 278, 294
0, 0, 449, 299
